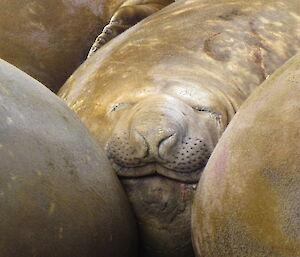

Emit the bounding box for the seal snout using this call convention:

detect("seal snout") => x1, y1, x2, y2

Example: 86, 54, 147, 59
130, 126, 180, 162
158, 132, 178, 160
106, 112, 183, 169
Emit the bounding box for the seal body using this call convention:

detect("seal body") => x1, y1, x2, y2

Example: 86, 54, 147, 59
0, 0, 127, 92
0, 59, 138, 257
58, 0, 300, 256
192, 53, 300, 257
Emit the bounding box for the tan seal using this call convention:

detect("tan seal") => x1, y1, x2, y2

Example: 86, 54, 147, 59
0, 0, 127, 92
0, 59, 138, 257
58, 0, 300, 256
0, 0, 173, 92
192, 52, 300, 257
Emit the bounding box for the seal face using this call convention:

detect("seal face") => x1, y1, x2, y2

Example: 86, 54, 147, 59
106, 95, 220, 183
59, 0, 300, 256
0, 59, 138, 257
192, 53, 300, 257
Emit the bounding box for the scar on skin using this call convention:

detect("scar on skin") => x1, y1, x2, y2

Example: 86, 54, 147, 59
249, 20, 269, 80
203, 32, 231, 62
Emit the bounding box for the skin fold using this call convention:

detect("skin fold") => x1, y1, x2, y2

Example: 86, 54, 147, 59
58, 0, 300, 256
88, 0, 175, 57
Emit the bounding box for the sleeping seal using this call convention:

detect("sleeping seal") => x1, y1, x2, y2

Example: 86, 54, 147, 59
58, 0, 300, 256
192, 52, 300, 257
0, 59, 138, 257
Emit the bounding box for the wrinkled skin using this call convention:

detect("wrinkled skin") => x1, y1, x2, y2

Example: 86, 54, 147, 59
192, 53, 300, 257
88, 0, 174, 57
0, 0, 126, 92
0, 59, 138, 257
58, 0, 300, 256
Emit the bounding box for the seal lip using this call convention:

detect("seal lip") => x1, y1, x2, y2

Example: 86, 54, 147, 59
113, 162, 202, 184
119, 172, 198, 189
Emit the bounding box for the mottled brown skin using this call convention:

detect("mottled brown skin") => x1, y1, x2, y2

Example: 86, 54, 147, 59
0, 59, 138, 257
0, 0, 127, 92
192, 53, 300, 257
58, 0, 300, 256
88, 0, 175, 57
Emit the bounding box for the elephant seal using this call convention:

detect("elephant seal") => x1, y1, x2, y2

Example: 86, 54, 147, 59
192, 53, 300, 257
0, 0, 172, 92
0, 0, 127, 92
58, 0, 300, 256
0, 59, 138, 257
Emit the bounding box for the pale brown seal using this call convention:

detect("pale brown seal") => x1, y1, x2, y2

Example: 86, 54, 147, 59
0, 0, 172, 92
0, 0, 126, 92
192, 52, 300, 257
0, 59, 138, 257
58, 0, 300, 256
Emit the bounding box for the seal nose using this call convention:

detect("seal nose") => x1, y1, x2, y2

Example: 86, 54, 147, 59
131, 127, 178, 161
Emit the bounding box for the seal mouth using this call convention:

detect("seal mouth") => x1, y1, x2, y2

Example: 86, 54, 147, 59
120, 172, 198, 189
110, 161, 202, 184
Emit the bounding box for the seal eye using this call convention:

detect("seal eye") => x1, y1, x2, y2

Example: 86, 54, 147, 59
110, 103, 133, 113
192, 106, 222, 121
192, 106, 218, 114
193, 106, 209, 112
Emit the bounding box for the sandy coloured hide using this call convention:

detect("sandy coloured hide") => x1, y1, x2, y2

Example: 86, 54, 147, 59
0, 59, 138, 257
192, 53, 300, 256
87, 0, 175, 57
0, 0, 126, 92
58, 0, 300, 256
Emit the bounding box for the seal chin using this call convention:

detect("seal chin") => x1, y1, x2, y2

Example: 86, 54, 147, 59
120, 174, 196, 257
109, 153, 200, 256
110, 161, 203, 183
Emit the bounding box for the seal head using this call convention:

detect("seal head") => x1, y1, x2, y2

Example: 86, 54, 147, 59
104, 91, 226, 257
107, 94, 222, 182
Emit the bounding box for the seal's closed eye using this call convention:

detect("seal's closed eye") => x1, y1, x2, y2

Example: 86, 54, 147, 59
110, 103, 133, 113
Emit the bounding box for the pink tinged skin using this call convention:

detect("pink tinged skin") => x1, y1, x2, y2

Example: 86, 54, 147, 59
212, 149, 228, 188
